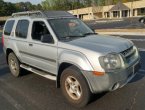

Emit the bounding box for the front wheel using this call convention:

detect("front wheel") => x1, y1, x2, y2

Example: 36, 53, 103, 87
60, 66, 91, 108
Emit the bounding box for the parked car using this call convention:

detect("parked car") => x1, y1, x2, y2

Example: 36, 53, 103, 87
2, 11, 140, 107
139, 16, 145, 23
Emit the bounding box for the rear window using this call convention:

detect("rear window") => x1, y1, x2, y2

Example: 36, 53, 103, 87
15, 20, 29, 39
4, 20, 15, 36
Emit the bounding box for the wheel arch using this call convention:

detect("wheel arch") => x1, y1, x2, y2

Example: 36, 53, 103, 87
6, 48, 14, 64
57, 51, 93, 88
6, 48, 21, 64
57, 62, 82, 88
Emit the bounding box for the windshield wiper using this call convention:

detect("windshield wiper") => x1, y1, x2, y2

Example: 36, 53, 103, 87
61, 35, 84, 40
62, 35, 84, 39
83, 32, 97, 36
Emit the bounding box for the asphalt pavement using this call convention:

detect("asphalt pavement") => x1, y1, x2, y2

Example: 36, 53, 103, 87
0, 36, 145, 110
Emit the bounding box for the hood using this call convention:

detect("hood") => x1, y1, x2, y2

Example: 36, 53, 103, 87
64, 35, 133, 54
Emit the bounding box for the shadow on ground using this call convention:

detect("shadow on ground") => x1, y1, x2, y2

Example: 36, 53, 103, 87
0, 66, 9, 77
129, 51, 145, 83
0, 52, 9, 77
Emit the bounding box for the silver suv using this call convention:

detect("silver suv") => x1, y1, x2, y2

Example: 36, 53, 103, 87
2, 11, 140, 107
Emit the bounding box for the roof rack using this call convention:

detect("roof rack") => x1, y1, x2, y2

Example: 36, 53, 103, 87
12, 11, 75, 19
12, 11, 47, 18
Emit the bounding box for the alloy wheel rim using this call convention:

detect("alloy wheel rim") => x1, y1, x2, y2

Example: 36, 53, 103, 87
65, 76, 82, 100
10, 58, 17, 73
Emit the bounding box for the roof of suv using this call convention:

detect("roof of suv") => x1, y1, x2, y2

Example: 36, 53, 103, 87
12, 11, 75, 19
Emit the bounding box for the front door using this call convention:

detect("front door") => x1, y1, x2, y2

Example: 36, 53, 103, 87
25, 20, 57, 75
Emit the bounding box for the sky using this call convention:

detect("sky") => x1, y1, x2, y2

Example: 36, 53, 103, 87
4, 0, 43, 5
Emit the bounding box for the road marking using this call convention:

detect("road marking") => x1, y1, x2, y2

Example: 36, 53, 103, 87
137, 69, 145, 76
0, 89, 25, 110
99, 32, 145, 36
129, 39, 145, 41
139, 48, 145, 51
137, 73, 145, 76
139, 69, 145, 72
118, 36, 145, 41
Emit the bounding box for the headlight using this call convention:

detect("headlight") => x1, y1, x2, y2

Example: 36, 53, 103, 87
99, 53, 122, 72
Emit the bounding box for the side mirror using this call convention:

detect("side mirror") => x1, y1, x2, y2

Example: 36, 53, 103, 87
41, 34, 54, 43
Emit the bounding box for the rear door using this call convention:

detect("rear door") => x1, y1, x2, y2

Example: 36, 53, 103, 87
3, 20, 15, 52
24, 20, 57, 74
14, 19, 30, 62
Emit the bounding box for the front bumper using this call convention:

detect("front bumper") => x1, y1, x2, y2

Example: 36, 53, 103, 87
82, 59, 141, 93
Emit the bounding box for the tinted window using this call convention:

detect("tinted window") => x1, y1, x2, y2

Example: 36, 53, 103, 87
32, 21, 51, 41
48, 18, 93, 40
4, 20, 15, 36
16, 20, 29, 38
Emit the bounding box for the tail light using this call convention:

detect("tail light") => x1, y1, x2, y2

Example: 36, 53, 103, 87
2, 34, 4, 46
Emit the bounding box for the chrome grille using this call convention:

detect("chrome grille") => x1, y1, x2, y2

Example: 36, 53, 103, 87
121, 46, 136, 63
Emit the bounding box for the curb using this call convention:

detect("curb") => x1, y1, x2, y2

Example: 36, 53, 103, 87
97, 32, 145, 36
139, 48, 145, 51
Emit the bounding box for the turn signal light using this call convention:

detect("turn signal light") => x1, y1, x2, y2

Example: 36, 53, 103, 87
93, 71, 105, 76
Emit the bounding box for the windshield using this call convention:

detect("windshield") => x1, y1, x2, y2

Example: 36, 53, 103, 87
48, 18, 94, 41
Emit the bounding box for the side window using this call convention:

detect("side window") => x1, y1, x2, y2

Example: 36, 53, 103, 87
32, 21, 51, 41
15, 20, 29, 38
4, 20, 15, 36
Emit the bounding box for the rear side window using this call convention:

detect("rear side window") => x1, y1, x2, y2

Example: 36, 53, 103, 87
4, 20, 15, 36
15, 20, 29, 39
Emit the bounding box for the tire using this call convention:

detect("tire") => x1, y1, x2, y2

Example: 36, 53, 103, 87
140, 18, 145, 23
60, 66, 91, 108
8, 52, 22, 77
141, 19, 144, 23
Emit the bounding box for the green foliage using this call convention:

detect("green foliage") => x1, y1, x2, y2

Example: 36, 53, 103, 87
14, 2, 42, 12
93, 0, 106, 6
41, 0, 111, 10
0, 0, 16, 16
0, 0, 42, 16
41, 0, 85, 10
0, 0, 140, 16
41, 0, 52, 10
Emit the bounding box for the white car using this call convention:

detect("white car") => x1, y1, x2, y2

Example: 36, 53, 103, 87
2, 11, 140, 107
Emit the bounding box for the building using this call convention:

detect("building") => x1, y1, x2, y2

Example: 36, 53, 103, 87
68, 0, 145, 20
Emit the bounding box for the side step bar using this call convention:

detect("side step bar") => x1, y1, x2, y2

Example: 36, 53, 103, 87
20, 64, 56, 81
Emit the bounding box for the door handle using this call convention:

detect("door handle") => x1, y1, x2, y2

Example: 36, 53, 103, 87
29, 43, 33, 46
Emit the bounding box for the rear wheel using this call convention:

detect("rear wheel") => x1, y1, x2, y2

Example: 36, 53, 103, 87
8, 52, 22, 77
60, 66, 91, 108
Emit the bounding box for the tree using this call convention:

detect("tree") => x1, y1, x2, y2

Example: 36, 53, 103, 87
15, 2, 42, 11
41, 0, 51, 10
0, 0, 43, 16
83, 0, 92, 7
0, 0, 17, 16
41, 0, 85, 10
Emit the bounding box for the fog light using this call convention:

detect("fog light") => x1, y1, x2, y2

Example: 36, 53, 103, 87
112, 83, 120, 90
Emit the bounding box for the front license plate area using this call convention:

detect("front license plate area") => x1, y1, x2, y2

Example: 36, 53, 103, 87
133, 63, 140, 74
127, 62, 140, 78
